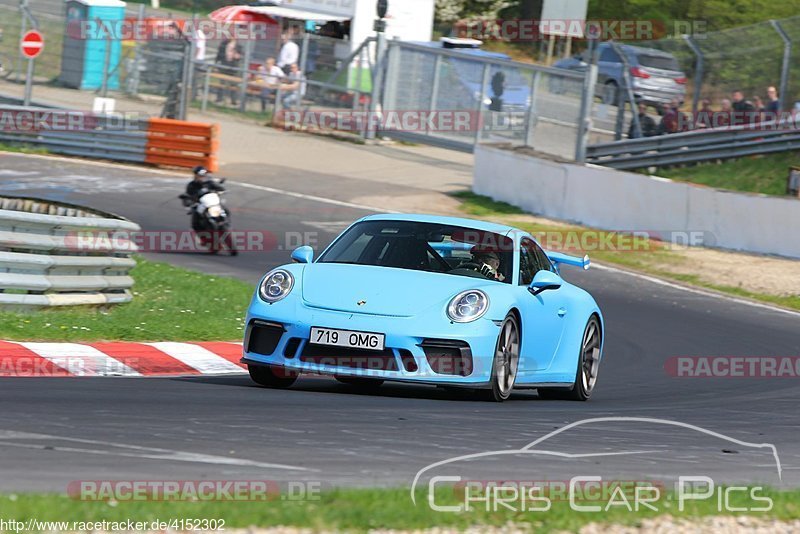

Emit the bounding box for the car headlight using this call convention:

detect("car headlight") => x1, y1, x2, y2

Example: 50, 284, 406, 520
259, 269, 294, 303
447, 290, 489, 323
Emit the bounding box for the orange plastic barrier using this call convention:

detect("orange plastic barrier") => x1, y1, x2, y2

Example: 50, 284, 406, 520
145, 118, 219, 172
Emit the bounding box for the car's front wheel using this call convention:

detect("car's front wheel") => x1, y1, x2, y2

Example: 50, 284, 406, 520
248, 364, 298, 388
538, 316, 602, 401
483, 313, 520, 402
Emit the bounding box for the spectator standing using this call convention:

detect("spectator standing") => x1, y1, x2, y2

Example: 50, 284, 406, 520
628, 102, 657, 138
190, 27, 207, 100
193, 26, 206, 62
658, 98, 685, 134
278, 33, 300, 71
258, 57, 284, 113
731, 90, 755, 126
215, 38, 243, 106
280, 63, 306, 110
717, 99, 732, 128
731, 90, 754, 112
765, 86, 781, 118
694, 99, 714, 129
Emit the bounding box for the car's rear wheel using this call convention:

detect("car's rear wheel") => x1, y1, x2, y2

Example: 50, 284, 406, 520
483, 313, 520, 402
538, 316, 602, 401
248, 364, 298, 388
335, 376, 385, 390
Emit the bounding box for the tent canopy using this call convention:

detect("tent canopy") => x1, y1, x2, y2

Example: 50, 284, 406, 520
246, 5, 350, 23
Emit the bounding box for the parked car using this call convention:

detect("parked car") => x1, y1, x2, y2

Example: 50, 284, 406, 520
552, 43, 687, 108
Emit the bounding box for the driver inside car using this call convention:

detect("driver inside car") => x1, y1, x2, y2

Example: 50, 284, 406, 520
466, 247, 506, 282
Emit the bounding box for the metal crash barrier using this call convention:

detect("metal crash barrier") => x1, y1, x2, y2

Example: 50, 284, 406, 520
586, 119, 800, 170
0, 197, 140, 308
0, 106, 219, 172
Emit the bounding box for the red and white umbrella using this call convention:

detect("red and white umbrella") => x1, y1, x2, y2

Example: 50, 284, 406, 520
209, 5, 277, 24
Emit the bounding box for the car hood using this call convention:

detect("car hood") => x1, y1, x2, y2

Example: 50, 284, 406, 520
301, 263, 493, 317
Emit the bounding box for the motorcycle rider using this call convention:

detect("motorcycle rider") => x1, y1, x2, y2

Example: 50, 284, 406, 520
185, 166, 226, 232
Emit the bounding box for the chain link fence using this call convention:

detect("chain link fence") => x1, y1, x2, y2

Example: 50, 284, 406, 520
639, 15, 800, 114
382, 41, 593, 159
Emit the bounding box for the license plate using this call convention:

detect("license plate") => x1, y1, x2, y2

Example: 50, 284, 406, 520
310, 327, 385, 351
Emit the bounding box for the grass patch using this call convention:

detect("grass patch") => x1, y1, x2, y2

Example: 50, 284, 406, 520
454, 191, 800, 312
0, 257, 254, 342
0, 487, 798, 532
452, 191, 525, 216
657, 152, 800, 196
0, 142, 48, 155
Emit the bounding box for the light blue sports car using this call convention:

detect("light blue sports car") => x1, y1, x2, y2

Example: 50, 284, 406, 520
242, 214, 604, 402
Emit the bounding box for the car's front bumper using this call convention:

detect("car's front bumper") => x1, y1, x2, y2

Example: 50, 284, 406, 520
242, 297, 502, 386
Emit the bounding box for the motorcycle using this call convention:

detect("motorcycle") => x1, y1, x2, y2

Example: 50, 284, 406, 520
179, 179, 238, 256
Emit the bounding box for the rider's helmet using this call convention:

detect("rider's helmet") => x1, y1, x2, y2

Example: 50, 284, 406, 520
193, 166, 209, 177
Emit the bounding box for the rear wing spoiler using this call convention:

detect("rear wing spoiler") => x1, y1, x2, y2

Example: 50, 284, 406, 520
546, 251, 591, 271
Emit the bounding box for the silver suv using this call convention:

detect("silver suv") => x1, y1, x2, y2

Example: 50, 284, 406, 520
554, 43, 688, 108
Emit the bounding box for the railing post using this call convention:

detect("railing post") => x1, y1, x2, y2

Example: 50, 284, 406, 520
238, 38, 252, 112
524, 71, 541, 148
381, 41, 401, 115
475, 64, 491, 145
575, 37, 598, 162
683, 34, 704, 117
129, 3, 146, 96
427, 54, 442, 136
300, 32, 310, 76
771, 20, 791, 112
201, 67, 211, 113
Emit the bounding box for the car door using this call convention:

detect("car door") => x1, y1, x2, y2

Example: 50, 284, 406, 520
597, 44, 622, 86
515, 239, 569, 373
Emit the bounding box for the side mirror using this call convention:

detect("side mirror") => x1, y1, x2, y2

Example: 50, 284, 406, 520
528, 270, 562, 296
291, 245, 314, 264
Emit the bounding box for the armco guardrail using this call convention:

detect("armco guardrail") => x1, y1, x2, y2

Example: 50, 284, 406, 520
586, 120, 800, 170
0, 197, 140, 308
0, 106, 218, 172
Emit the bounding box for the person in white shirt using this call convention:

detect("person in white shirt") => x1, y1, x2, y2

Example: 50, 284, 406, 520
257, 57, 284, 112
277, 33, 300, 71
190, 27, 207, 99
193, 27, 207, 62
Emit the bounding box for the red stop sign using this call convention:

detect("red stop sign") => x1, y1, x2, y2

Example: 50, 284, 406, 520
20, 30, 44, 59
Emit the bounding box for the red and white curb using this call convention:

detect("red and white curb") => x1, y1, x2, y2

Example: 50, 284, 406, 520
0, 341, 247, 377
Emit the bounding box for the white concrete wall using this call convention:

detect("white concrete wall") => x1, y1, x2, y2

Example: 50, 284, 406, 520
474, 144, 800, 259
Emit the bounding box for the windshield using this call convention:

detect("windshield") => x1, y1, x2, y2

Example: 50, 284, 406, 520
318, 221, 514, 283
638, 54, 681, 71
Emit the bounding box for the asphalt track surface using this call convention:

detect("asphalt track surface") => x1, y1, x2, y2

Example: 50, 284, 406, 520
1, 154, 799, 493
